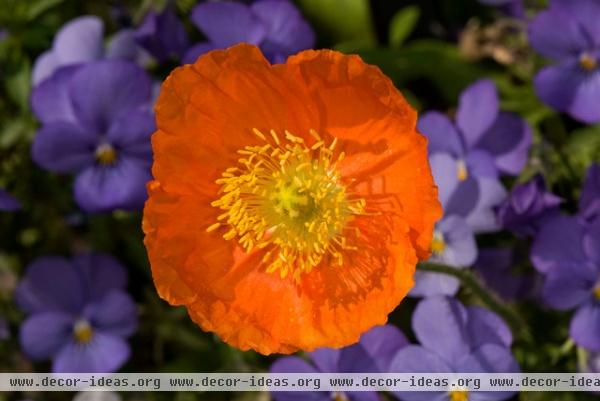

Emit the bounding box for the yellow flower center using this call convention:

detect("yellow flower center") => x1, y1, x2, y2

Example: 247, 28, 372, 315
73, 319, 93, 344
431, 234, 446, 254
95, 143, 118, 165
457, 159, 468, 181
580, 53, 598, 71
449, 390, 469, 401
332, 392, 349, 401
207, 129, 365, 281
593, 286, 600, 300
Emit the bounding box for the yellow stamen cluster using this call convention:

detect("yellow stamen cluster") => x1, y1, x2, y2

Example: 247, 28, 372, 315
457, 159, 468, 181
449, 390, 469, 401
73, 319, 93, 344
207, 128, 365, 281
95, 143, 118, 165
593, 286, 600, 300
580, 53, 598, 71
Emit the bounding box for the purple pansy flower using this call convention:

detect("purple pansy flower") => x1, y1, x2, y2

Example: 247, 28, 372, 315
420, 79, 532, 177
528, 0, 600, 123
429, 153, 508, 234
580, 163, 600, 224
410, 215, 477, 298
532, 217, 600, 350
31, 60, 155, 213
32, 16, 144, 86
16, 253, 137, 372
391, 296, 519, 401
134, 8, 189, 63
183, 0, 315, 64
497, 174, 563, 236
419, 79, 531, 231
410, 148, 507, 298
270, 325, 408, 401
474, 247, 538, 302
0, 189, 21, 211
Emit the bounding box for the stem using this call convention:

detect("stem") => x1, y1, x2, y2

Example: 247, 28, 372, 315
417, 262, 532, 343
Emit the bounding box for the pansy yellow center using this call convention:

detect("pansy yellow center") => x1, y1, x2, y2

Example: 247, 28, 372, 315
73, 319, 93, 343
580, 52, 598, 71
431, 231, 446, 254
449, 390, 469, 401
207, 129, 366, 281
95, 143, 117, 165
332, 392, 349, 401
457, 159, 468, 181
593, 285, 600, 300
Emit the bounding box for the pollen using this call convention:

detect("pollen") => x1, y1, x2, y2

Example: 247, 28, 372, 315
580, 52, 598, 71
73, 319, 93, 344
457, 159, 468, 181
208, 128, 366, 281
95, 143, 118, 165
449, 390, 469, 401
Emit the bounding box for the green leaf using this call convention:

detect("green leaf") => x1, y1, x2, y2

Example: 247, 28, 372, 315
389, 6, 420, 48
25, 0, 64, 20
334, 39, 375, 53
0, 117, 34, 148
296, 0, 376, 45
4, 57, 31, 111
359, 40, 485, 105
493, 76, 554, 127
565, 124, 600, 177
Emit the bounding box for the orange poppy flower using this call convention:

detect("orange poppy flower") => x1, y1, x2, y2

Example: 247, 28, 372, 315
143, 43, 442, 355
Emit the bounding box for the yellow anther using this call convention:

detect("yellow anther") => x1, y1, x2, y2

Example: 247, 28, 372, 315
580, 53, 598, 71
252, 128, 266, 140
269, 129, 281, 145
311, 141, 324, 150
284, 130, 303, 143
309, 129, 322, 141
73, 320, 93, 344
449, 390, 469, 401
95, 143, 117, 165
206, 223, 221, 233
223, 229, 237, 240
457, 160, 468, 181
431, 238, 446, 254
431, 231, 446, 254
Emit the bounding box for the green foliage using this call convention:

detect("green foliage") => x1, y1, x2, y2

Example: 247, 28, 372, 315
566, 124, 600, 179
0, 2, 598, 401
388, 6, 420, 48
296, 0, 376, 47
24, 0, 65, 21
360, 40, 486, 106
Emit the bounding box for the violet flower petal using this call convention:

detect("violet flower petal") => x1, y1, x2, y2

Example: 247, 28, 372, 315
456, 80, 499, 148
52, 333, 130, 373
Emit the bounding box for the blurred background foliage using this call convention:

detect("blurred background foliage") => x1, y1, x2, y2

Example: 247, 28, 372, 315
0, 0, 598, 400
